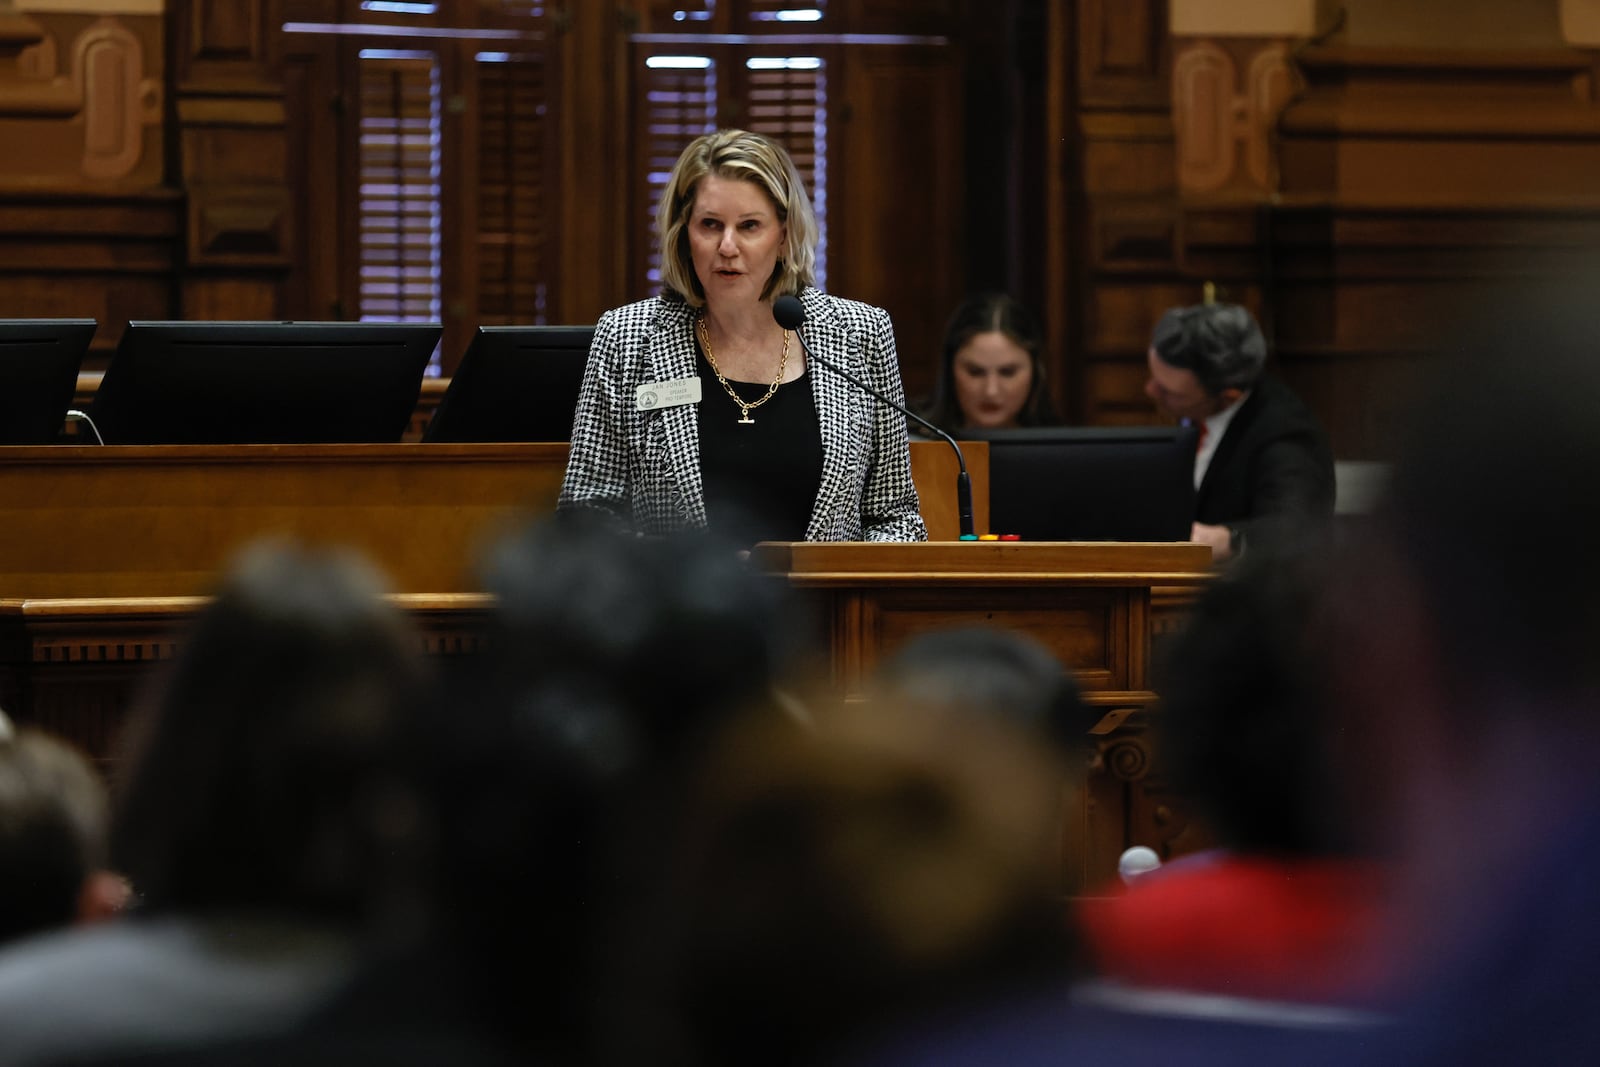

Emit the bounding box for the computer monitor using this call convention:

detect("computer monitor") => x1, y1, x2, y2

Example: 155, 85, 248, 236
90, 321, 441, 445
422, 325, 594, 443
963, 425, 1199, 541
0, 319, 97, 445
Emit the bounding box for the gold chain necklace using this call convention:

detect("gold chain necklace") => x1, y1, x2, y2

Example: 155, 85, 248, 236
698, 314, 790, 425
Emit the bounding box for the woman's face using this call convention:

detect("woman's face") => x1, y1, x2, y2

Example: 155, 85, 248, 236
952, 331, 1035, 429
688, 174, 787, 308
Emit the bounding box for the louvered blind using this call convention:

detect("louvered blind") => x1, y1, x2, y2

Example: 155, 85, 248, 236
659, 1, 715, 24
477, 52, 549, 323
746, 56, 826, 285
357, 50, 443, 331
747, 0, 827, 22
638, 55, 718, 293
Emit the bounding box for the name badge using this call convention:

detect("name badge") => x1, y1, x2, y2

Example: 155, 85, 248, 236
636, 376, 703, 412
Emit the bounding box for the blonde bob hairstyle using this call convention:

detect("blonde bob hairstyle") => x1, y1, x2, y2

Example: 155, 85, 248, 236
655, 128, 819, 308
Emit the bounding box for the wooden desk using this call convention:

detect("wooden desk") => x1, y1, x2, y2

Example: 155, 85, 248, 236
0, 438, 989, 742
0, 443, 567, 598
0, 440, 985, 602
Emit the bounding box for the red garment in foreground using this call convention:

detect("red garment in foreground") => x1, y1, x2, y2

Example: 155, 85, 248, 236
1075, 853, 1387, 1003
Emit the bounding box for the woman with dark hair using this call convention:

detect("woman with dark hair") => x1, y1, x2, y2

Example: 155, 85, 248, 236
923, 293, 1058, 434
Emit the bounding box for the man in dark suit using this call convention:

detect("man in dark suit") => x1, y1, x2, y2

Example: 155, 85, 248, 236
1144, 303, 1334, 561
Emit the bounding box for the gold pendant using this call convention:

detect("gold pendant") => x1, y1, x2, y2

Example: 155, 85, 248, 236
738, 410, 755, 425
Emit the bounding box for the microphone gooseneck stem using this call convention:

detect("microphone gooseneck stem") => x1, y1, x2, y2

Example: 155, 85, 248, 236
776, 304, 975, 540
65, 409, 105, 446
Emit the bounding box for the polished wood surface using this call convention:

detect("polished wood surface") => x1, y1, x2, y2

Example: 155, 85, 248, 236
912, 440, 989, 542
0, 438, 983, 604
0, 443, 568, 599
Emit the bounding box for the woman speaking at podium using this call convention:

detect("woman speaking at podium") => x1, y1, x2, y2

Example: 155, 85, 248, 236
558, 129, 926, 545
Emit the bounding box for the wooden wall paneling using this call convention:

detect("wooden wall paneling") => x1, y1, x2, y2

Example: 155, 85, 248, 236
1279, 46, 1600, 206
1078, 0, 1171, 110
172, 0, 290, 320
1264, 204, 1600, 458
1041, 0, 1076, 423
839, 0, 961, 37
1062, 0, 1190, 426
0, 11, 164, 189
0, 9, 171, 355
0, 193, 180, 358
1269, 43, 1600, 458
555, 3, 630, 323
1008, 0, 1053, 321
281, 33, 341, 320
833, 42, 964, 405
177, 0, 276, 90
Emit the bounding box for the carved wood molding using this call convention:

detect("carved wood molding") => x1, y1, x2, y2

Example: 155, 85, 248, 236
0, 13, 161, 183
1172, 37, 1296, 195
1, 595, 496, 667
0, 11, 44, 61
1280, 44, 1600, 206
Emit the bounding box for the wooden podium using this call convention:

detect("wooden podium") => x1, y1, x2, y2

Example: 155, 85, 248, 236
750, 540, 1215, 893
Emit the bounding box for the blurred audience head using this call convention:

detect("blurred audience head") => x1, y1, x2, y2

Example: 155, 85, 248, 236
871, 625, 1092, 759
1154, 535, 1360, 858
636, 697, 1075, 1067
109, 541, 433, 925
931, 292, 1056, 432
1146, 302, 1267, 422
434, 512, 817, 1058
473, 509, 812, 767
0, 714, 123, 944
1338, 274, 1600, 859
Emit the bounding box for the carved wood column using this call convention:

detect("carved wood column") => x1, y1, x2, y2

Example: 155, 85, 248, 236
170, 0, 290, 319
552, 2, 631, 325
1054, 0, 1180, 426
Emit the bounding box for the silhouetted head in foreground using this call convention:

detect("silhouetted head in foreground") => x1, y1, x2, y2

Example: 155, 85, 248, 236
110, 542, 432, 925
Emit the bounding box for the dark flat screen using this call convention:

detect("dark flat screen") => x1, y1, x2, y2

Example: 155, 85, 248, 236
90, 321, 440, 445
964, 425, 1199, 541
423, 325, 594, 443
0, 319, 97, 445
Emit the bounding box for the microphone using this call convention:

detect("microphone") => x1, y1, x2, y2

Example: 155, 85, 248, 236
773, 294, 975, 540
65, 409, 105, 445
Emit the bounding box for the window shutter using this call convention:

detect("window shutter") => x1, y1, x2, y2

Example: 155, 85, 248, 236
745, 0, 828, 24
637, 55, 718, 295
477, 52, 550, 323
745, 55, 827, 285
356, 50, 443, 328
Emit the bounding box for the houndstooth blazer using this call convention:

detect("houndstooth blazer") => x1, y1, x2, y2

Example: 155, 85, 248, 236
558, 285, 927, 542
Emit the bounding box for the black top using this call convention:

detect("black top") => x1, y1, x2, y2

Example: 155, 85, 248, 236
695, 346, 823, 545
1195, 375, 1335, 549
